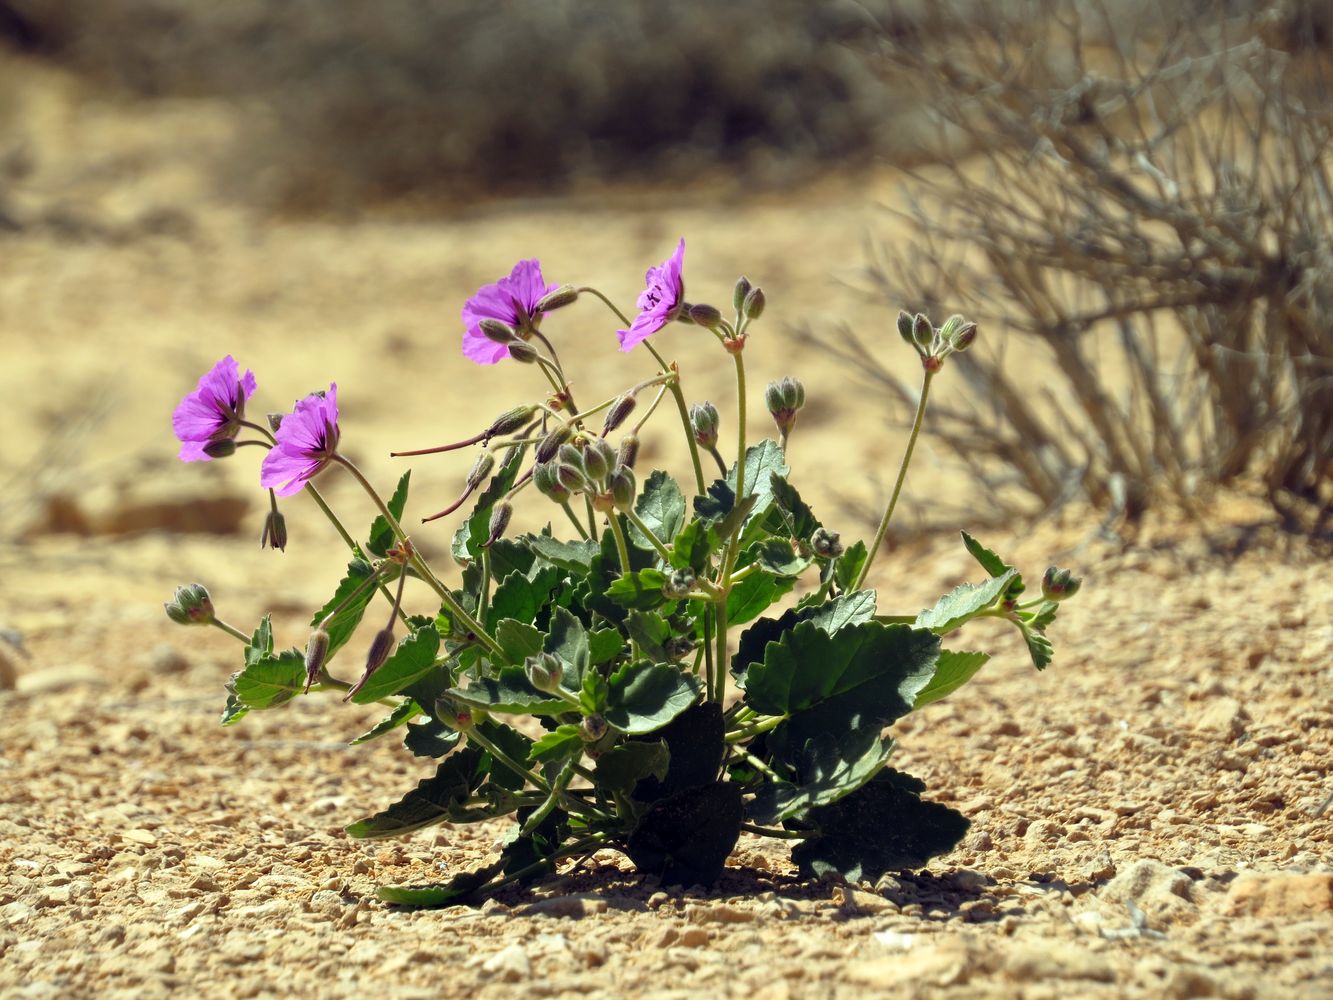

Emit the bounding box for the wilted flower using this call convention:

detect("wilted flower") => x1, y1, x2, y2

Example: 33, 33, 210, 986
618, 239, 685, 352
259, 385, 341, 497
172, 355, 257, 462
461, 259, 559, 365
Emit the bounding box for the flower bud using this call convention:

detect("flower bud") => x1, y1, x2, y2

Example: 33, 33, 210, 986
465, 450, 496, 490
434, 698, 475, 732
912, 312, 934, 353
897, 310, 918, 351
582, 438, 616, 484
266, 412, 285, 432
665, 636, 696, 661
601, 394, 637, 435
733, 276, 752, 312
202, 438, 237, 459
743, 286, 766, 320
532, 462, 571, 504
764, 376, 805, 435
479, 318, 517, 345
507, 341, 539, 364
688, 303, 723, 329
556, 461, 588, 493
609, 465, 636, 511
485, 502, 513, 548
536, 423, 573, 463
164, 583, 214, 626
952, 321, 978, 352
617, 433, 640, 470
810, 527, 843, 559
261, 509, 288, 551
485, 404, 538, 440
690, 401, 720, 450
533, 284, 579, 313
1041, 566, 1082, 601
364, 627, 396, 676
557, 443, 587, 477
303, 627, 331, 691
523, 652, 563, 693
580, 714, 609, 743
662, 567, 696, 600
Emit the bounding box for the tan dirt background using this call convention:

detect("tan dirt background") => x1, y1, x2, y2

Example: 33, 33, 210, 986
1, 52, 1331, 999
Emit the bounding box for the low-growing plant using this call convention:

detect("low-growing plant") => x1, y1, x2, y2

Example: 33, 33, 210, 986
165, 241, 1080, 906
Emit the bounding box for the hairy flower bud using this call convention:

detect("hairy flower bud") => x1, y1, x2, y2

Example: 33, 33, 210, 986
261, 509, 288, 551
617, 433, 640, 470
556, 461, 588, 493
507, 341, 539, 364
662, 567, 696, 600
690, 401, 720, 450
164, 583, 214, 626
952, 321, 978, 352
897, 310, 918, 351
363, 627, 396, 676
580, 714, 609, 743
533, 284, 579, 313
601, 394, 637, 436
764, 376, 806, 435
810, 527, 844, 559
202, 438, 237, 459
485, 404, 538, 440
303, 627, 331, 691
912, 312, 934, 353
524, 652, 563, 693
688, 303, 723, 329
465, 450, 497, 491
536, 423, 573, 463
1041, 566, 1082, 601
609, 465, 637, 511
485, 502, 513, 548
582, 438, 616, 484
733, 276, 752, 313
743, 286, 766, 320
478, 318, 517, 345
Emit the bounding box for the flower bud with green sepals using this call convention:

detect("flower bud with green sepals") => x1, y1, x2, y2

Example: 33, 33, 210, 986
937, 314, 966, 347
617, 433, 640, 470
951, 321, 978, 352
556, 461, 589, 494
601, 394, 637, 436
810, 527, 843, 559
557, 443, 588, 480
261, 509, 288, 551
507, 342, 539, 364
485, 502, 513, 548
532, 462, 572, 504
434, 698, 475, 733
582, 438, 616, 485
765, 376, 805, 436
733, 276, 752, 313
607, 465, 635, 512
898, 310, 921, 354
164, 583, 214, 626
485, 404, 539, 440
911, 313, 934, 354
533, 285, 579, 314
465, 451, 497, 492
523, 652, 563, 693
1041, 566, 1082, 601
580, 714, 609, 743
479, 318, 518, 345
688, 303, 723, 330
536, 423, 573, 463
690, 401, 720, 450
303, 627, 331, 690
662, 567, 695, 600
363, 627, 395, 677
743, 286, 766, 320
202, 439, 237, 459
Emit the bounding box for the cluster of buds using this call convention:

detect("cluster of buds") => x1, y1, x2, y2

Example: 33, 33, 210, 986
164, 583, 215, 626
689, 402, 720, 451
532, 432, 637, 514
810, 527, 844, 559
681, 276, 764, 354
662, 567, 696, 600
764, 376, 806, 438
1041, 566, 1083, 601
898, 311, 978, 371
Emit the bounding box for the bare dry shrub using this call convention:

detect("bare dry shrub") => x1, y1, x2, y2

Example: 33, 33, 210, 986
810, 0, 1333, 528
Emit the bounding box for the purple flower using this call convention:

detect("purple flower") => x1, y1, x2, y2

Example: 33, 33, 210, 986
260, 385, 341, 497
172, 356, 258, 462
618, 239, 686, 352
461, 259, 559, 365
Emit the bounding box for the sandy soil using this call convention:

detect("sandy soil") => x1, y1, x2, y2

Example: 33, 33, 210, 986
1, 55, 1331, 999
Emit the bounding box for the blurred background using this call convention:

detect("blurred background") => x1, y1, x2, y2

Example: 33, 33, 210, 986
0, 0, 1330, 634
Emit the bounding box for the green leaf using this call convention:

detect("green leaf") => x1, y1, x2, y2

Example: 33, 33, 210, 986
750, 539, 812, 578
914, 569, 1018, 635
245, 615, 274, 667
630, 471, 685, 552
1029, 601, 1059, 630
477, 721, 533, 791
748, 730, 893, 826
525, 533, 599, 574
595, 740, 670, 796
486, 565, 562, 630
605, 661, 700, 734
1023, 627, 1054, 670
745, 622, 939, 751
528, 724, 584, 765
452, 445, 525, 563
630, 702, 724, 803
626, 611, 671, 663
349, 624, 441, 704
228, 649, 305, 711
625, 782, 743, 887
790, 769, 970, 881
368, 470, 411, 558
588, 628, 626, 666
220, 691, 249, 726
485, 539, 536, 581
726, 571, 795, 627
402, 718, 460, 758
312, 558, 380, 660
960, 530, 1011, 577
669, 519, 715, 574
495, 618, 544, 665
448, 668, 570, 716
345, 748, 487, 839
544, 607, 590, 682
731, 589, 878, 681
768, 475, 821, 542
605, 568, 669, 611
833, 540, 868, 593
377, 861, 504, 908
580, 669, 609, 715
912, 650, 991, 709
350, 699, 420, 745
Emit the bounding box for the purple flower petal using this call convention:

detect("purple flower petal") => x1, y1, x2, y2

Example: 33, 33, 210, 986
260, 383, 340, 495
618, 239, 685, 352
460, 259, 560, 366
172, 355, 257, 463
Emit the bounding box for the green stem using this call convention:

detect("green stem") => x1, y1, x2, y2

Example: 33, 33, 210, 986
560, 501, 590, 540
583, 494, 600, 541
732, 351, 749, 503
464, 725, 608, 821
605, 512, 633, 576
473, 832, 611, 902
854, 369, 936, 592
519, 758, 579, 836
711, 349, 749, 707
739, 823, 810, 840
734, 748, 781, 781
645, 342, 707, 496
706, 445, 728, 478
725, 715, 786, 743
210, 618, 251, 643
621, 508, 673, 563
478, 548, 492, 628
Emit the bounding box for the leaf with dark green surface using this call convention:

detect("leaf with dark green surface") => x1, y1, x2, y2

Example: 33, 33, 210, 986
731, 589, 878, 681
588, 628, 626, 666
960, 531, 1025, 598
486, 538, 536, 581
350, 624, 441, 704
345, 747, 487, 839
768, 474, 820, 542
748, 729, 892, 826
625, 782, 743, 887
377, 860, 505, 908
669, 518, 715, 574
312, 558, 380, 660
605, 568, 670, 611
833, 540, 868, 593
448, 668, 569, 716
595, 740, 670, 796
580, 669, 609, 715
630, 702, 724, 803
245, 615, 274, 667
367, 470, 410, 557
912, 650, 991, 709
726, 570, 795, 627
220, 691, 248, 726
627, 611, 671, 663
486, 565, 562, 630
605, 661, 700, 734
630, 471, 685, 552
228, 648, 305, 712
351, 699, 420, 745
1029, 601, 1059, 630
914, 569, 1018, 635
525, 534, 599, 574
750, 538, 812, 578
402, 718, 460, 758
452, 446, 525, 563
1023, 626, 1054, 670
495, 618, 544, 665
544, 607, 590, 682
477, 721, 534, 791
528, 724, 584, 765
790, 768, 970, 881
501, 807, 569, 881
